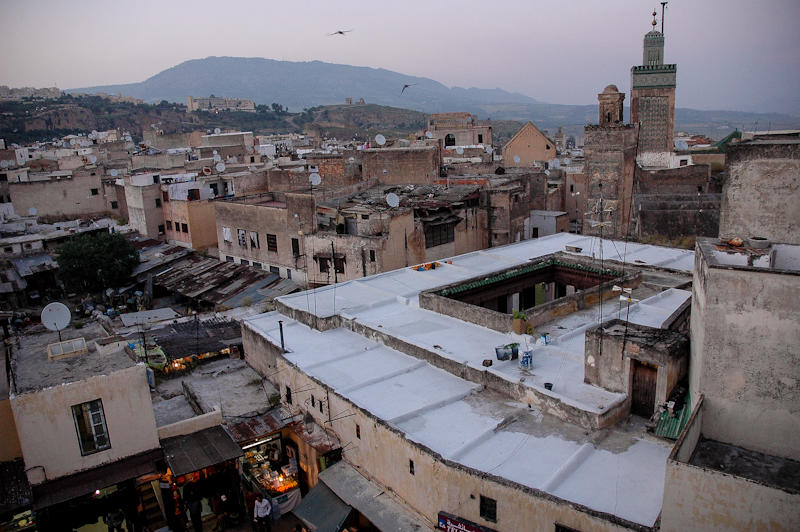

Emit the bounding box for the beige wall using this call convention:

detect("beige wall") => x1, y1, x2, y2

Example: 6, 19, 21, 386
0, 398, 22, 461
187, 200, 218, 249
503, 123, 555, 167
10, 364, 160, 484
242, 325, 636, 532
10, 173, 108, 219
125, 183, 164, 238
690, 246, 800, 460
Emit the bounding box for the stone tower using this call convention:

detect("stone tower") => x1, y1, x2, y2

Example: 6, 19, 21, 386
630, 12, 676, 166
598, 85, 625, 126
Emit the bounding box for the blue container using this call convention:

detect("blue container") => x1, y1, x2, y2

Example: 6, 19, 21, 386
520, 350, 533, 369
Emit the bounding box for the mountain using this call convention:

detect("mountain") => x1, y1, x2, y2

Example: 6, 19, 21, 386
57, 55, 800, 141
69, 56, 539, 114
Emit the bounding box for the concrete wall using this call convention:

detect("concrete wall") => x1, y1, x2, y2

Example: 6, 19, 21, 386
690, 245, 800, 460
0, 398, 23, 461
633, 194, 721, 241
10, 364, 160, 484
719, 141, 800, 245
361, 147, 440, 185
125, 183, 164, 238
502, 122, 555, 167
662, 397, 800, 531
9, 173, 108, 218
156, 407, 222, 439
243, 337, 638, 532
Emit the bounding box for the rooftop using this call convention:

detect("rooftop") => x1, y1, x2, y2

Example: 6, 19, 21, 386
244, 233, 696, 527
698, 237, 800, 274
12, 322, 136, 394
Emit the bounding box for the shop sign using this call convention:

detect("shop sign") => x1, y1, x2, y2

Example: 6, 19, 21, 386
437, 511, 497, 532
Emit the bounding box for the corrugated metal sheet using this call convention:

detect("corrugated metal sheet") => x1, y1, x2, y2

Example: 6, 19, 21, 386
653, 396, 691, 440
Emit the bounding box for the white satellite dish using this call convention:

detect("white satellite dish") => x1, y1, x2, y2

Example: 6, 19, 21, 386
0, 161, 7, 168
348, 157, 355, 163
455, 147, 464, 155
485, 146, 493, 154
212, 150, 218, 155
425, 130, 433, 139
513, 155, 521, 164
42, 302, 71, 339
214, 128, 221, 134
375, 134, 386, 146
545, 169, 551, 176
309, 173, 321, 186
215, 162, 226, 172
213, 154, 222, 162
28, 207, 37, 216
386, 193, 400, 207
89, 155, 97, 164
110, 169, 119, 177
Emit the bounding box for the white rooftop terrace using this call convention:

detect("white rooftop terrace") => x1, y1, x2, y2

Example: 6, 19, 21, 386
243, 234, 694, 526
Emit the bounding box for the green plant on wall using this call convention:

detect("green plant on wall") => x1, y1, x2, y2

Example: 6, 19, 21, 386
512, 310, 526, 320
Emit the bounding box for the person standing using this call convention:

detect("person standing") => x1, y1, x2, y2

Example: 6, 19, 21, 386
253, 494, 271, 532
103, 508, 125, 532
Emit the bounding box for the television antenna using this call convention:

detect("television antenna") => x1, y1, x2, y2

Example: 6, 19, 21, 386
41, 302, 71, 341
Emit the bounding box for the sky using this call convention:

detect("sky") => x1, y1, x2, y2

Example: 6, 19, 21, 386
1, 0, 799, 115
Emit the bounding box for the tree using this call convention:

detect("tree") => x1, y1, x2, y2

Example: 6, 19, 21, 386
56, 232, 138, 291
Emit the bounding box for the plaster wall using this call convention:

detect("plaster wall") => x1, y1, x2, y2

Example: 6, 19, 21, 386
125, 183, 164, 238
361, 147, 440, 185
502, 123, 555, 167
0, 398, 23, 461
9, 173, 108, 218
690, 247, 800, 460
10, 364, 160, 484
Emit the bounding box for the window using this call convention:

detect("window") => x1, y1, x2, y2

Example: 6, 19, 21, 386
155, 198, 162, 208
424, 222, 455, 248
311, 395, 316, 408
555, 525, 582, 532
225, 255, 234, 262
237, 229, 247, 247
111, 201, 118, 209
187, 188, 200, 201
90, 188, 99, 195
158, 224, 165, 234
319, 258, 330, 273
72, 399, 110, 455
165, 220, 172, 230
240, 259, 249, 266
162, 190, 170, 203
152, 175, 160, 184
479, 495, 497, 523
355, 424, 361, 439
361, 214, 369, 220
285, 386, 292, 404
546, 144, 551, 150
286, 269, 292, 279
222, 226, 232, 243
250, 231, 259, 249
409, 459, 415, 475
181, 223, 188, 233
679, 159, 688, 167
478, 133, 483, 144
334, 257, 345, 274
444, 133, 455, 147
569, 184, 574, 193
252, 262, 262, 269
291, 238, 300, 256
269, 266, 279, 275
3, 247, 11, 253
369, 250, 375, 262
319, 400, 323, 414
266, 233, 277, 252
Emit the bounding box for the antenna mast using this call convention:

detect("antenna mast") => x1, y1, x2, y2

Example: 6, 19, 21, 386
661, 2, 668, 33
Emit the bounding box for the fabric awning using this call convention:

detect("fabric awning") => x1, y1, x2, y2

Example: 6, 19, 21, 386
161, 426, 242, 477
292, 480, 351, 532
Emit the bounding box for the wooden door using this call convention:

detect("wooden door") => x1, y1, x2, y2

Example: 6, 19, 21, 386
632, 360, 657, 418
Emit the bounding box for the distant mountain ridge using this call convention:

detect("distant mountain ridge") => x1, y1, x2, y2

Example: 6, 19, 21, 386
69, 56, 800, 138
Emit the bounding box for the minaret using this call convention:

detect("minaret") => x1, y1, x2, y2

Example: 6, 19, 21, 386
630, 10, 677, 166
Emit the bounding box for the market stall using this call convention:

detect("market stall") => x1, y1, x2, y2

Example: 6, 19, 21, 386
240, 435, 302, 514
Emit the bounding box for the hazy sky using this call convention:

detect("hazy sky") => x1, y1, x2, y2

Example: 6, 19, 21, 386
1, 0, 799, 115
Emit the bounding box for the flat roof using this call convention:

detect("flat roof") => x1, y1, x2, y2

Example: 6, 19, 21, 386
12, 322, 136, 394
242, 234, 697, 526
698, 238, 800, 274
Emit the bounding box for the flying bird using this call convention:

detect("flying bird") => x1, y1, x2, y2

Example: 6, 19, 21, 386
401, 83, 417, 95
328, 29, 353, 36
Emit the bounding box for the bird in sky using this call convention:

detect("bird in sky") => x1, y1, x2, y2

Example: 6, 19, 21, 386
328, 29, 353, 36
401, 83, 417, 95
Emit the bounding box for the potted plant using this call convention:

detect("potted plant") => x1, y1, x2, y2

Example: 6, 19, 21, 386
512, 310, 527, 334
495, 342, 520, 361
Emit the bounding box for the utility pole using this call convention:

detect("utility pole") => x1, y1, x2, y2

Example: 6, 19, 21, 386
330, 240, 338, 284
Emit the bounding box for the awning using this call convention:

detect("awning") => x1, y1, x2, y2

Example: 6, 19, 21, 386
161, 426, 242, 477
319, 461, 434, 531
292, 481, 351, 532
0, 459, 32, 516
32, 448, 162, 510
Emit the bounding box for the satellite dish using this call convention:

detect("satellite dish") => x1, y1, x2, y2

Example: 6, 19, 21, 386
42, 302, 71, 332
203, 166, 212, 176
348, 157, 355, 163
455, 147, 464, 155
212, 150, 218, 155
28, 207, 37, 216
545, 169, 551, 176
485, 146, 493, 154
0, 161, 7, 168
110, 169, 119, 177
309, 173, 322, 186
382, 169, 388, 174
214, 128, 221, 134
89, 155, 97, 164
513, 155, 521, 164
386, 193, 400, 207
425, 131, 433, 139
215, 162, 226, 172
375, 134, 386, 146
213, 154, 222, 162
